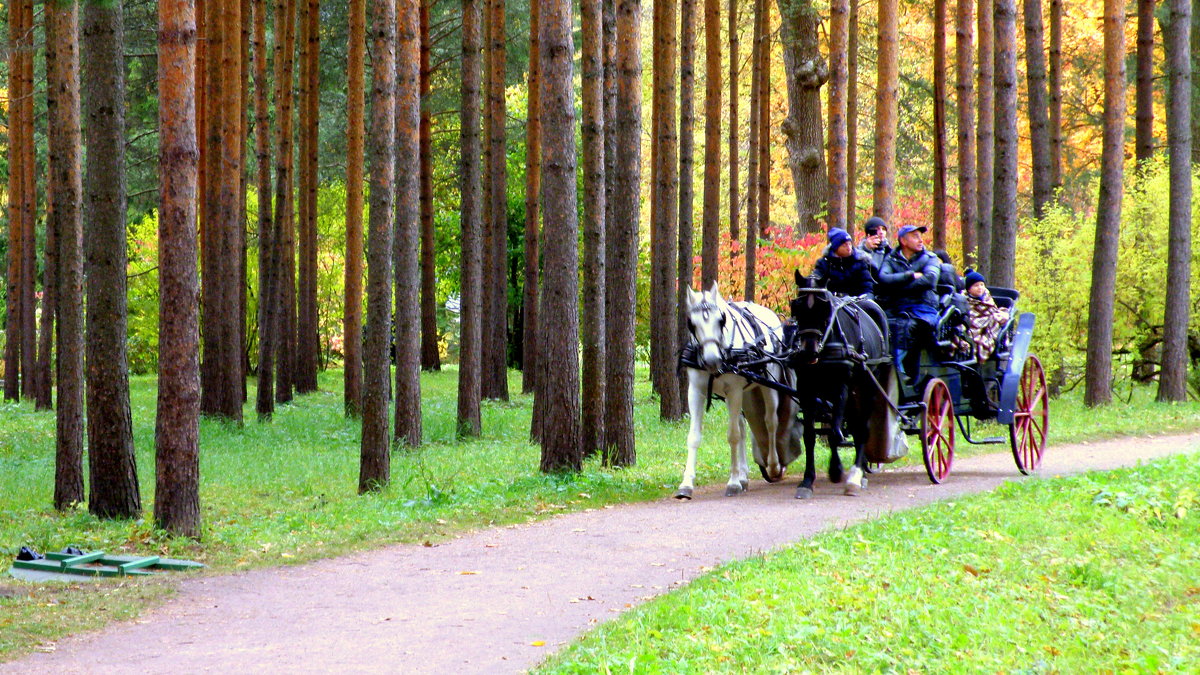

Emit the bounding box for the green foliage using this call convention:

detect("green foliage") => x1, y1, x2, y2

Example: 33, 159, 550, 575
1016, 157, 1200, 391
539, 452, 1200, 673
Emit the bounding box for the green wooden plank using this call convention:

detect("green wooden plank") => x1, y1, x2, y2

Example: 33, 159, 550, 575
103, 555, 205, 571
116, 556, 160, 574
59, 551, 106, 569
12, 559, 153, 578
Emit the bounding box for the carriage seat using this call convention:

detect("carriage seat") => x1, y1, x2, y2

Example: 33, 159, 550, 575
988, 286, 1019, 310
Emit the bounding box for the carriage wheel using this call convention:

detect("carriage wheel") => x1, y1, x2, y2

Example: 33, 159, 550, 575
921, 378, 955, 484
1010, 354, 1049, 475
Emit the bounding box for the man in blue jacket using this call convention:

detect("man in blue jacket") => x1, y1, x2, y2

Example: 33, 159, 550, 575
811, 227, 874, 297
877, 225, 941, 380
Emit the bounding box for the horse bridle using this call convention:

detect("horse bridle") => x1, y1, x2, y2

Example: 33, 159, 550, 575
793, 289, 854, 356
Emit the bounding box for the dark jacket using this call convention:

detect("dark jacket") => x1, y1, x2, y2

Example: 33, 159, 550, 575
877, 247, 942, 311
811, 246, 875, 297
856, 241, 890, 280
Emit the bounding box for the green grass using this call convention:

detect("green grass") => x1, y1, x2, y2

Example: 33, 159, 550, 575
537, 451, 1200, 673
1, 368, 1198, 661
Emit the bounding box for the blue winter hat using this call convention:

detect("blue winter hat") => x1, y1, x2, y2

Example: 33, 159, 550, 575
964, 269, 985, 288
827, 227, 852, 250
895, 224, 927, 239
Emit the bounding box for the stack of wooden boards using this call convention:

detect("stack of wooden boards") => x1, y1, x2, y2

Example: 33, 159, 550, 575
10, 549, 204, 581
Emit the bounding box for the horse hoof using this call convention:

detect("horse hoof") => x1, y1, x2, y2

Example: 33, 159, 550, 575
843, 483, 860, 496
795, 486, 814, 500
740, 479, 749, 491
674, 488, 693, 500
724, 484, 745, 497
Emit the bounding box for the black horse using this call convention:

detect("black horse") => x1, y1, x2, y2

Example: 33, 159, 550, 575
788, 272, 890, 498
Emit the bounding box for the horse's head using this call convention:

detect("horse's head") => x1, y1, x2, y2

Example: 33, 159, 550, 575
685, 281, 730, 372
790, 271, 834, 364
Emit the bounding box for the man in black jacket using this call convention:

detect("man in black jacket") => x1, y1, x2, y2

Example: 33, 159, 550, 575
856, 216, 890, 280
811, 227, 874, 297
877, 225, 941, 379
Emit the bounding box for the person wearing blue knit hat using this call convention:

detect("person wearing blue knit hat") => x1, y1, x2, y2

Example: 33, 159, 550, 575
809, 227, 874, 297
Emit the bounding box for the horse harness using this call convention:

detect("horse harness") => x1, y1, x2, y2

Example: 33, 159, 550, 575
680, 301, 785, 411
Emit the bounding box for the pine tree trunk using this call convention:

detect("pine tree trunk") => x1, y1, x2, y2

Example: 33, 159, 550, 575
1084, 0, 1125, 407
539, 0, 582, 471
675, 0, 694, 407
344, 0, 366, 415
582, 0, 607, 455
1024, 0, 1052, 218
239, 0, 251, 404
827, 0, 849, 232
650, 0, 680, 420
744, 0, 761, 296
295, 0, 320, 394
48, 0, 85, 510
990, 0, 1018, 288
156, 0, 202, 536
756, 20, 769, 234
361, 0, 397, 491
976, 0, 994, 275
37, 8, 57, 412
1157, 0, 1191, 402
457, 0, 484, 437
201, 0, 245, 423
872, 0, 898, 221
5, 0, 24, 403
700, 0, 720, 287
1135, 0, 1155, 163
846, 0, 858, 224
956, 0, 977, 267
419, 0, 441, 372
932, 0, 947, 250
604, 0, 640, 468
727, 0, 739, 244
254, 0, 278, 419
521, 0, 541, 395
1048, 0, 1062, 195
83, 0, 141, 519
274, 0, 298, 404
394, 0, 423, 447
19, 0, 35, 403
778, 0, 824, 234
481, 0, 509, 401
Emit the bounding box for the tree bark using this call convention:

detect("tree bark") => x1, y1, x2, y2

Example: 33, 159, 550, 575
481, 0, 509, 401
155, 0, 202, 536
394, 0, 423, 447
756, 13, 769, 240
976, 0, 994, 275
744, 0, 761, 292
700, 0, 720, 287
1084, 0, 1125, 407
295, 0, 320, 394
1157, 0, 1191, 402
1135, 0, 1155, 163
521, 0, 541, 395
827, 0, 849, 232
83, 0, 141, 519
956, 0, 977, 267
274, 0, 298, 404
344, 0, 366, 414
650, 0, 681, 419
727, 0, 739, 243
778, 0, 825, 234
456, 0, 483, 437
989, 0, 1018, 288
582, 0, 607, 455
239, 0, 251, 404
676, 0, 694, 407
48, 0, 85, 509
1024, 0, 1052, 219
872, 0, 898, 222
254, 0, 278, 419
361, 0, 397, 491
19, 0, 35, 403
201, 0, 245, 423
604, 0, 640, 468
5, 0, 24, 403
419, 0, 441, 372
1048, 0, 1062, 195
932, 0, 947, 250
36, 0, 57, 414
846, 0, 858, 225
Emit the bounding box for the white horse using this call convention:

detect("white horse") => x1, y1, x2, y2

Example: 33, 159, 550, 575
675, 282, 801, 499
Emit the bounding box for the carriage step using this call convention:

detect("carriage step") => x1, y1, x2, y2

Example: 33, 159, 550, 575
976, 436, 1006, 444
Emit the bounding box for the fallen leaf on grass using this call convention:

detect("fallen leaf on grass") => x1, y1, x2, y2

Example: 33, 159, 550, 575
530, 641, 545, 647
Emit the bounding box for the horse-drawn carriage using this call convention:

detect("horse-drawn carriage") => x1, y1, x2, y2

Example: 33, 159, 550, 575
676, 276, 1049, 499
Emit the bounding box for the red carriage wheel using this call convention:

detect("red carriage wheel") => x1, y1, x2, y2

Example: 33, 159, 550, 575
1010, 354, 1049, 474
921, 378, 955, 484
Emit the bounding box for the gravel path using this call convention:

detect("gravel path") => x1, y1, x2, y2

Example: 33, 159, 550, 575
12, 431, 1200, 673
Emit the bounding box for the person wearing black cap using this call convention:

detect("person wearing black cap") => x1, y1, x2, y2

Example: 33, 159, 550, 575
856, 216, 891, 279
877, 224, 942, 379
810, 227, 875, 297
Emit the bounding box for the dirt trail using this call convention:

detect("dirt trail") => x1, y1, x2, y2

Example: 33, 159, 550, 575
11, 432, 1200, 673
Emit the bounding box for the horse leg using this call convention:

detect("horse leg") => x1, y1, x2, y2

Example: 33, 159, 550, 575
675, 371, 708, 500
827, 383, 847, 485
761, 390, 782, 482
843, 383, 867, 496
795, 407, 818, 499
724, 387, 748, 496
